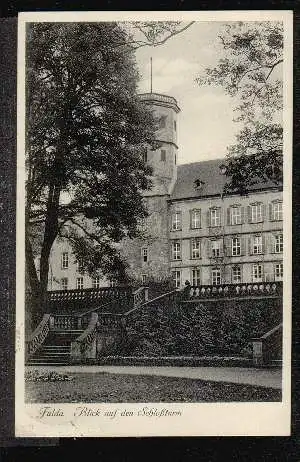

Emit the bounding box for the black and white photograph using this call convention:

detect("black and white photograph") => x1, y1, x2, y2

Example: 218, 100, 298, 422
15, 11, 292, 437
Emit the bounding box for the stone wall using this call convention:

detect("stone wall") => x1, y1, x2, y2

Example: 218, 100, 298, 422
121, 195, 170, 282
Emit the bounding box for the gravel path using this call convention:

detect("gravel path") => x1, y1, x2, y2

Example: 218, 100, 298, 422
26, 365, 282, 389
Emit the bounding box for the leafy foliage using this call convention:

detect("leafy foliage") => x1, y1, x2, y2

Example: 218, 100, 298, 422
26, 22, 158, 320
123, 303, 215, 357
121, 298, 282, 357
196, 22, 283, 192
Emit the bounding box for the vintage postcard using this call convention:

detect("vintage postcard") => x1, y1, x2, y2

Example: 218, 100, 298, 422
15, 10, 292, 437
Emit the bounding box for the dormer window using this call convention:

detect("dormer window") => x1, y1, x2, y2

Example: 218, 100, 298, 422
194, 179, 205, 190
219, 164, 227, 175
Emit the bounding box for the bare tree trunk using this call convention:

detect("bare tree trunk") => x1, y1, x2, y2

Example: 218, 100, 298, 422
25, 234, 42, 329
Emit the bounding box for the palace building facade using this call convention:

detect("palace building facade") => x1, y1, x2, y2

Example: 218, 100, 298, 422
47, 92, 283, 290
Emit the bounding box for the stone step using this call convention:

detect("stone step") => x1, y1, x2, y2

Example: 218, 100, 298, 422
28, 359, 69, 365
36, 351, 70, 358
51, 330, 84, 334
27, 361, 70, 366
42, 346, 70, 350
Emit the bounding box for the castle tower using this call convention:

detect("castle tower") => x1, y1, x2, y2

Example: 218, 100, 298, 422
138, 93, 180, 196
120, 92, 180, 284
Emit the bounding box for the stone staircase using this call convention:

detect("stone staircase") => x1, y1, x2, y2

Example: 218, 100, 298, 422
27, 330, 83, 366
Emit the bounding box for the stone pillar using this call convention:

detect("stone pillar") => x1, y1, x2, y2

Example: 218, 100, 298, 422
84, 336, 97, 361
70, 341, 81, 364
252, 339, 263, 366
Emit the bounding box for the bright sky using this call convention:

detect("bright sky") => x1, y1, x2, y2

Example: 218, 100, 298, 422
135, 22, 242, 165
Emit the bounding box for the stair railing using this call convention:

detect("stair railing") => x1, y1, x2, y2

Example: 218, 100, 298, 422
251, 323, 283, 366
124, 289, 180, 321
50, 314, 79, 330
25, 314, 51, 359
70, 312, 99, 363
132, 286, 149, 307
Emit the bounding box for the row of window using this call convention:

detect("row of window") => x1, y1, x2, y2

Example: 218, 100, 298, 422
171, 201, 283, 231
60, 254, 84, 270
59, 276, 117, 290
60, 276, 99, 290
171, 262, 284, 288
158, 115, 176, 131
140, 234, 283, 264
142, 148, 177, 165
169, 233, 283, 261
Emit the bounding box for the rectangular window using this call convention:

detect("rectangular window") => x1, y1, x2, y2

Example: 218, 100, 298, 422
211, 240, 222, 257
275, 263, 283, 281
191, 239, 201, 259
232, 266, 241, 283
161, 149, 166, 162
109, 280, 117, 287
232, 237, 241, 256
61, 252, 69, 269
250, 203, 263, 223
160, 115, 167, 129
210, 208, 221, 227
142, 274, 147, 285
212, 268, 221, 285
172, 270, 181, 288
142, 148, 147, 163
142, 247, 148, 262
230, 206, 242, 225
271, 201, 283, 221
60, 277, 68, 290
275, 234, 283, 253
172, 241, 181, 260
92, 277, 100, 288
77, 259, 84, 274
191, 268, 201, 286
252, 235, 263, 254
252, 264, 263, 283
174, 120, 177, 131
76, 277, 84, 289
191, 209, 201, 229
171, 211, 182, 231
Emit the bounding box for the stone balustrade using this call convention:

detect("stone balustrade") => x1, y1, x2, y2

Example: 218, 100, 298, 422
26, 314, 51, 358
252, 323, 282, 366
47, 286, 133, 313
187, 282, 283, 300
70, 312, 99, 363
50, 314, 79, 330
132, 286, 149, 308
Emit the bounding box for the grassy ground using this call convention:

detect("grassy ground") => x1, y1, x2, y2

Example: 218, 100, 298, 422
25, 372, 281, 403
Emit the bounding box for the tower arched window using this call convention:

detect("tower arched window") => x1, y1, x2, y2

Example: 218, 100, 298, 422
159, 115, 167, 129
142, 148, 147, 163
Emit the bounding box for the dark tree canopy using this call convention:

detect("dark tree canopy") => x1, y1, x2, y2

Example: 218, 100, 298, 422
26, 22, 159, 321
196, 21, 283, 193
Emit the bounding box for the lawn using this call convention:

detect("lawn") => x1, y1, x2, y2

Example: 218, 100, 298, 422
25, 372, 281, 403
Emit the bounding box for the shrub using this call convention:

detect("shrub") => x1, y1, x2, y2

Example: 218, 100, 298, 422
25, 370, 74, 382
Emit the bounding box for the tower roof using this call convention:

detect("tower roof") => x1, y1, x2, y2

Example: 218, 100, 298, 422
138, 92, 180, 113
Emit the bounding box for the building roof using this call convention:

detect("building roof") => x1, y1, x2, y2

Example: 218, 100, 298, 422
170, 158, 281, 201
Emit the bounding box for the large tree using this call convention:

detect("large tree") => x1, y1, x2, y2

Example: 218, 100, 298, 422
196, 21, 283, 193
26, 22, 159, 324
26, 21, 196, 326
